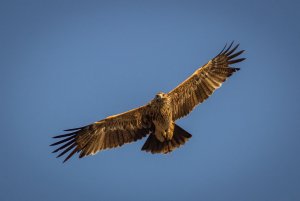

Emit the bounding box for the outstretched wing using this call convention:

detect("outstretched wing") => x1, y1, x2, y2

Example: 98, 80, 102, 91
50, 105, 154, 162
168, 42, 245, 120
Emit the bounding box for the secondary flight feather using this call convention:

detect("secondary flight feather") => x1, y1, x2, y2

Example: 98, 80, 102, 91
50, 42, 245, 162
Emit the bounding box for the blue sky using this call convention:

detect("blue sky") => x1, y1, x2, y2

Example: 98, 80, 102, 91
1, 1, 299, 201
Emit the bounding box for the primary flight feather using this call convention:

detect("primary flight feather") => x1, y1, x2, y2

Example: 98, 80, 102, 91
51, 42, 245, 162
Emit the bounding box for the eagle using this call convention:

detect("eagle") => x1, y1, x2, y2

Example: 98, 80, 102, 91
51, 42, 245, 162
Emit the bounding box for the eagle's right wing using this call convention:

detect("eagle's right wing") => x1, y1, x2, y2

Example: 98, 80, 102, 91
50, 104, 154, 162
168, 42, 245, 120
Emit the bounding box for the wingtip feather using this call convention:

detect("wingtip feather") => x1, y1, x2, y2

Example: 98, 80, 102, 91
52, 132, 76, 139
217, 43, 227, 56
223, 41, 234, 54
64, 126, 85, 132
228, 58, 246, 64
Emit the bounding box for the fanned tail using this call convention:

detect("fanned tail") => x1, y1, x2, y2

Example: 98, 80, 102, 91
141, 124, 192, 154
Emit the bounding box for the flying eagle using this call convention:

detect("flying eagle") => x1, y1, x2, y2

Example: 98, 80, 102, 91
51, 42, 245, 162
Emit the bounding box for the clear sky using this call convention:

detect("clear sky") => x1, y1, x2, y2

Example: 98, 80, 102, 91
1, 1, 299, 201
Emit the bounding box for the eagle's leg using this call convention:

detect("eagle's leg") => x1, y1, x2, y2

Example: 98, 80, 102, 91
165, 123, 174, 140
153, 121, 174, 142
154, 127, 166, 142
153, 120, 166, 142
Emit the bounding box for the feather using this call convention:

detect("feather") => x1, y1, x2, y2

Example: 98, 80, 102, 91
168, 42, 245, 120
51, 105, 153, 162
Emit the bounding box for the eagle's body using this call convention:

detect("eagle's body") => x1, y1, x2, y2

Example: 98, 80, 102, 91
51, 42, 245, 162
151, 93, 173, 142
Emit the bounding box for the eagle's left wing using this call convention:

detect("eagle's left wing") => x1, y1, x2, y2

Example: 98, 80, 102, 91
168, 42, 245, 120
50, 105, 154, 162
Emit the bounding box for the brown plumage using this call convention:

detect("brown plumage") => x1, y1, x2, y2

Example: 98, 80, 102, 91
51, 42, 245, 162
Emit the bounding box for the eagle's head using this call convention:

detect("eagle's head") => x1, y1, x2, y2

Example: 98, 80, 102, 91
154, 92, 166, 100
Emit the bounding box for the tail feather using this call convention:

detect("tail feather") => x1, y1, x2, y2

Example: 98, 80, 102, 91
141, 124, 192, 154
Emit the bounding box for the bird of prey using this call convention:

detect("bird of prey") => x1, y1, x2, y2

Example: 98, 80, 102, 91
51, 42, 245, 162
